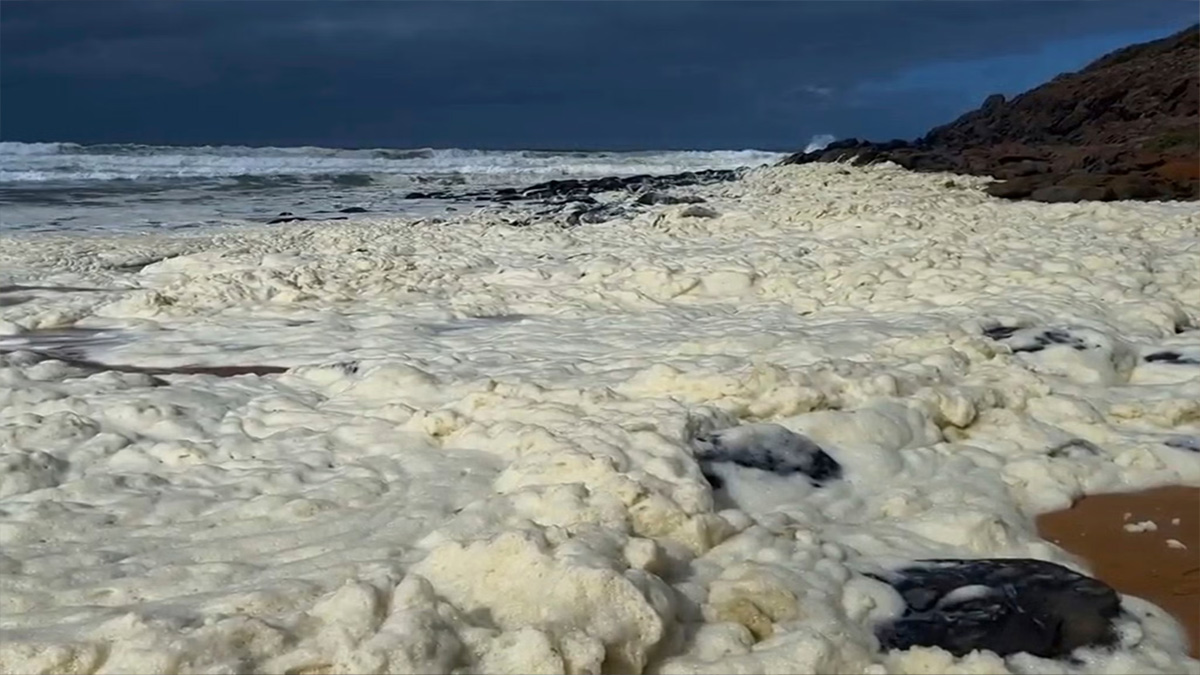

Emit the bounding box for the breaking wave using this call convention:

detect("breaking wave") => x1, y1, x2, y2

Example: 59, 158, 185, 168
0, 142, 785, 184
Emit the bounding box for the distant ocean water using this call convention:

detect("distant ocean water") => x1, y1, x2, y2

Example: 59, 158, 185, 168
0, 142, 785, 233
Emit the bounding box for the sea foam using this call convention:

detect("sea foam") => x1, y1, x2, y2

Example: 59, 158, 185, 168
1, 162, 1198, 674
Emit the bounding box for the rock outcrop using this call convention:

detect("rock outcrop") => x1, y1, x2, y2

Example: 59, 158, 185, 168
869, 558, 1123, 658
403, 169, 740, 227
405, 168, 742, 203
783, 24, 1200, 202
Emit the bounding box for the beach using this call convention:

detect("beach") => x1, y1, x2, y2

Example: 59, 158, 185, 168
2, 161, 1199, 674
1038, 485, 1200, 657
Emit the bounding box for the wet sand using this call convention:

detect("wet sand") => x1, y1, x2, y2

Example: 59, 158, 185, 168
0, 326, 288, 378
1037, 485, 1200, 657
2, 351, 289, 378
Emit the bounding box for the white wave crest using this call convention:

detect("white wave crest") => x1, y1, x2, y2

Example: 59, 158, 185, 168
803, 134, 836, 154
0, 142, 785, 183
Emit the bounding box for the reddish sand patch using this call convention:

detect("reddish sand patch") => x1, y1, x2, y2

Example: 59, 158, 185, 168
1037, 486, 1200, 657
1, 327, 286, 377
49, 355, 288, 377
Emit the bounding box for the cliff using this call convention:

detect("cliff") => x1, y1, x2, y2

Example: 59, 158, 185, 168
782, 24, 1199, 202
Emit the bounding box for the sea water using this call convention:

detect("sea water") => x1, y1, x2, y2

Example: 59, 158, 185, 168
0, 142, 783, 233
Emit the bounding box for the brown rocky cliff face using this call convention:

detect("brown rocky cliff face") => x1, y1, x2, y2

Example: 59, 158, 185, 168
783, 24, 1200, 202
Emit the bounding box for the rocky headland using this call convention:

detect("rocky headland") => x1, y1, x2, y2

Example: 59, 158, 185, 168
782, 24, 1200, 203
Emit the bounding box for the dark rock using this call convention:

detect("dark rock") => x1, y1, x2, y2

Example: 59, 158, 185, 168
564, 203, 629, 226
981, 93, 1007, 110
1022, 328, 1090, 351
984, 326, 1099, 353
1029, 183, 1114, 203
404, 190, 456, 200
693, 423, 842, 489
985, 178, 1038, 199
404, 168, 744, 210
996, 152, 1050, 164
1165, 436, 1200, 452
1130, 152, 1168, 170
1145, 350, 1200, 365
268, 215, 307, 224
982, 325, 1023, 341
783, 25, 1200, 203
1157, 158, 1200, 186
993, 160, 1050, 179
338, 206, 369, 213
868, 558, 1122, 658
634, 191, 707, 206
1107, 174, 1165, 200
1047, 438, 1103, 459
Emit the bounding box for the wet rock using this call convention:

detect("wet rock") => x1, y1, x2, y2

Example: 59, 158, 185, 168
981, 324, 1023, 341
563, 203, 630, 226
1047, 438, 1103, 459
404, 168, 744, 207
693, 423, 842, 490
1029, 183, 1114, 203
985, 178, 1038, 199
634, 191, 707, 206
868, 558, 1122, 658
1158, 158, 1200, 184
984, 326, 1096, 353
993, 159, 1050, 179
517, 169, 742, 202
1145, 350, 1200, 365
1107, 174, 1164, 200
1164, 436, 1200, 452
338, 206, 369, 213
403, 190, 456, 200
678, 204, 719, 219
267, 211, 307, 224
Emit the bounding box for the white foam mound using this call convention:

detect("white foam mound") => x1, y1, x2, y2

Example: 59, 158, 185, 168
1, 163, 1198, 674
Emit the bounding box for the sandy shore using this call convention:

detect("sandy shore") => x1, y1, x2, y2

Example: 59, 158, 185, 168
1038, 486, 1200, 657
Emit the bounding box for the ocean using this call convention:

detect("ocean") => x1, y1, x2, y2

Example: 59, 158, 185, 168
0, 141, 784, 233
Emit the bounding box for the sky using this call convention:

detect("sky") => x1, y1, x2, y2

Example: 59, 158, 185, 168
1, 1, 1196, 151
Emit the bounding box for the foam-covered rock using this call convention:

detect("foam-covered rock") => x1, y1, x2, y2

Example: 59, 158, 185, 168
868, 558, 1122, 658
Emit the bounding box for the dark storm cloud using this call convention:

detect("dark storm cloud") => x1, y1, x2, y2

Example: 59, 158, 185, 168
2, 1, 1196, 149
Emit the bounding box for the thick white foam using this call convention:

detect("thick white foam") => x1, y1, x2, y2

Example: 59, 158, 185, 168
1, 163, 1198, 674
